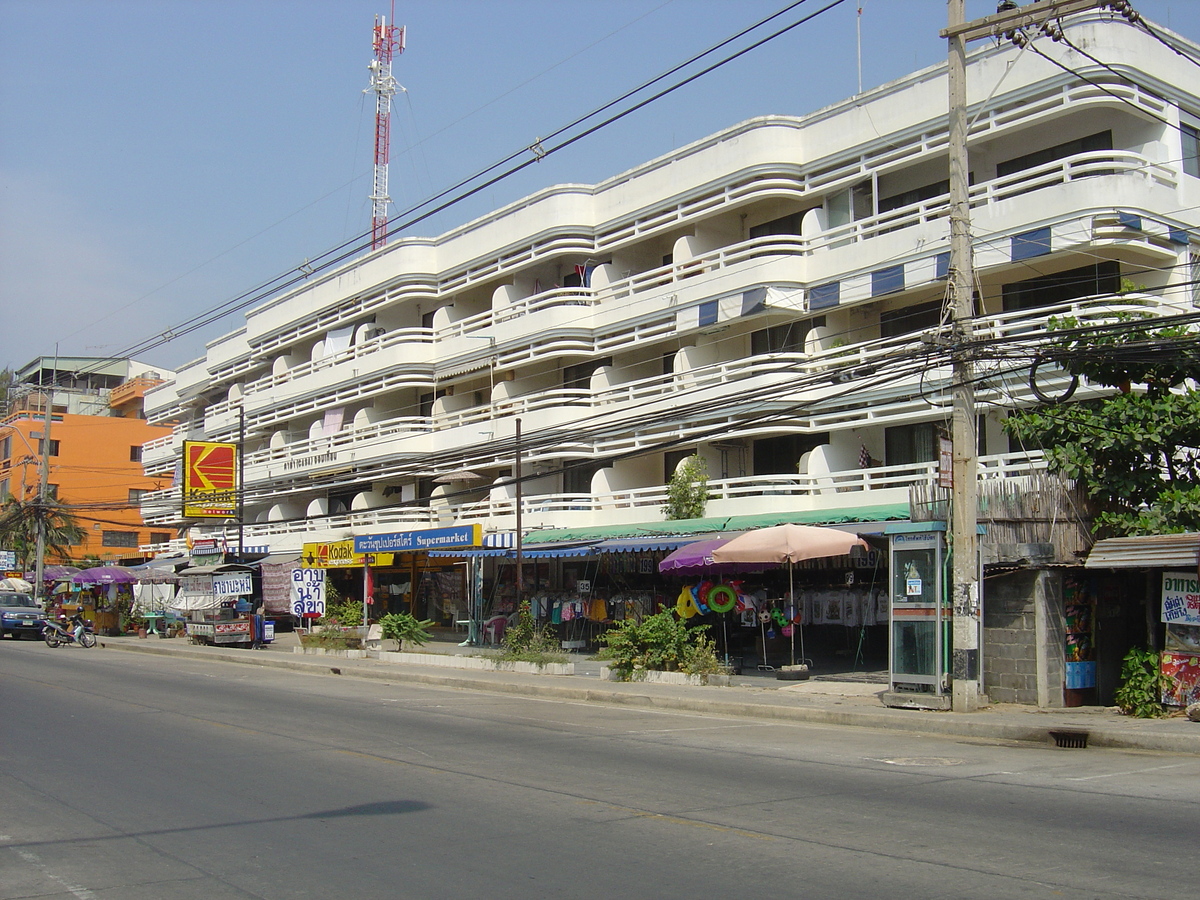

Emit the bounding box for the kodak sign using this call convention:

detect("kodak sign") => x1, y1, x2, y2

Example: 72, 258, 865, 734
182, 440, 239, 518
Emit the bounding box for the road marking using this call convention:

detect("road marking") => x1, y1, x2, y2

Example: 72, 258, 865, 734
13, 848, 98, 899
1066, 763, 1187, 781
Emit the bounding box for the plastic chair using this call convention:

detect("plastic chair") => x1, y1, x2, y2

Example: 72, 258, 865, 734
483, 615, 507, 645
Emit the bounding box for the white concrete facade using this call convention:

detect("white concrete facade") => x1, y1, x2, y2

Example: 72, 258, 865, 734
140, 13, 1200, 554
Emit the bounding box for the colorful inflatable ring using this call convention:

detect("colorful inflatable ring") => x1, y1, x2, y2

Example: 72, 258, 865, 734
707, 584, 737, 614
676, 587, 699, 619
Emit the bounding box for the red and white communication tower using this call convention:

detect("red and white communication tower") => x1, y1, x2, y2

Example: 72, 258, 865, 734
366, 8, 405, 250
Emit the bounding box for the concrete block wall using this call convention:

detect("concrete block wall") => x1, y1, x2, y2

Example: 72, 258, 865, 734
983, 569, 1064, 706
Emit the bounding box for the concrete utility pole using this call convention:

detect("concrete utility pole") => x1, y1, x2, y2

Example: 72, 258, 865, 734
941, 0, 1111, 711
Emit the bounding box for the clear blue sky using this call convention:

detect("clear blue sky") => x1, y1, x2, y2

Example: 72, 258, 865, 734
1, 0, 1196, 374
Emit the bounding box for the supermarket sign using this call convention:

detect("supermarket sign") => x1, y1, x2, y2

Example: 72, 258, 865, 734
1161, 572, 1200, 626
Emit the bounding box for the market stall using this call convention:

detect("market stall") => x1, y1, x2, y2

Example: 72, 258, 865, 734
175, 564, 271, 646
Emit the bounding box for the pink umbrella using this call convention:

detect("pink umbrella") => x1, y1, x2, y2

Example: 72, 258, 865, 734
711, 524, 868, 667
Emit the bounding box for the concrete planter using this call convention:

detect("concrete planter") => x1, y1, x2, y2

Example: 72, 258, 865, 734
376, 650, 574, 676
600, 666, 730, 686
294, 647, 369, 659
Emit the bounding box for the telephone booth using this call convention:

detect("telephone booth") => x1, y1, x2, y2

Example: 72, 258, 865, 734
887, 524, 950, 703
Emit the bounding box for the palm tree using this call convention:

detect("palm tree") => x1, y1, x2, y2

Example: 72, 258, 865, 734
0, 498, 85, 571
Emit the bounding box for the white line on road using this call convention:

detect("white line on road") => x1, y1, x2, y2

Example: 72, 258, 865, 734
13, 848, 98, 899
1066, 763, 1188, 781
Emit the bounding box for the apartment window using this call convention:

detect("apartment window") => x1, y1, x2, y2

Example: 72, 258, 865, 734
878, 178, 949, 214
1001, 261, 1120, 313
563, 358, 611, 390
101, 530, 139, 548
563, 461, 600, 495
0, 436, 9, 460
0, 479, 8, 501
130, 445, 142, 462
880, 301, 942, 339
1182, 123, 1199, 178
129, 488, 148, 504
748, 211, 804, 239
996, 130, 1112, 179
664, 449, 694, 483
1192, 250, 1200, 306
885, 423, 938, 467
37, 438, 60, 457
45, 484, 58, 500
753, 433, 829, 476
150, 532, 172, 544
751, 317, 825, 355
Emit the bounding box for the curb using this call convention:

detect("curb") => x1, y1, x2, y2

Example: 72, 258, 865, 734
96, 639, 1200, 755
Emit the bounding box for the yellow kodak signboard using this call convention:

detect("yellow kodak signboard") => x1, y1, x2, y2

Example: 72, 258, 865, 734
182, 440, 239, 518
300, 540, 393, 569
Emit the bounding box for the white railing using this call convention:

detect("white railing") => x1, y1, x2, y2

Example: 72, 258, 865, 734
242, 326, 433, 396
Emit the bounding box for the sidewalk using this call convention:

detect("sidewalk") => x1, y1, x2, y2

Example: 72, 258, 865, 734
95, 631, 1200, 756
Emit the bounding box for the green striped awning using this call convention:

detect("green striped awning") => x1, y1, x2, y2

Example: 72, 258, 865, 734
523, 503, 910, 544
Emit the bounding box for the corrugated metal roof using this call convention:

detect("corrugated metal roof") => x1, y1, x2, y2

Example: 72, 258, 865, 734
1084, 533, 1200, 569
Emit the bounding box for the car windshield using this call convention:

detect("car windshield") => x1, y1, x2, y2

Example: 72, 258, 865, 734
0, 593, 38, 608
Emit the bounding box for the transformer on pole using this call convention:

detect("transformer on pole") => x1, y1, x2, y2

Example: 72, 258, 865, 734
366, 8, 405, 250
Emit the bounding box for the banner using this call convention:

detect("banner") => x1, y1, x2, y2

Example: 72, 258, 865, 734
182, 441, 239, 518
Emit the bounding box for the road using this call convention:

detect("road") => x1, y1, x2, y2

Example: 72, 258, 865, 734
1, 641, 1197, 899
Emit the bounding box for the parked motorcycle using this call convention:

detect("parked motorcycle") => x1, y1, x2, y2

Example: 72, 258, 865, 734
43, 613, 96, 649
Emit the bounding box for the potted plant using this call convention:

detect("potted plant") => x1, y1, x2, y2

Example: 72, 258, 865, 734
378, 611, 435, 651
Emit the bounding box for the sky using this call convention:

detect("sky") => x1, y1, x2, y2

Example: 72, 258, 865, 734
2, 0, 1197, 376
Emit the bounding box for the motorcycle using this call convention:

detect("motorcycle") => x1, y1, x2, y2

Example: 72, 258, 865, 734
43, 613, 96, 649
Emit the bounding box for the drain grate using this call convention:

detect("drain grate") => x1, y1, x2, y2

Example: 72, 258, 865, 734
1049, 729, 1089, 749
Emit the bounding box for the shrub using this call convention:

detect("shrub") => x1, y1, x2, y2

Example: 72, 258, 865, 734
1114, 646, 1171, 718
378, 611, 435, 649
299, 625, 362, 650
597, 608, 725, 681
499, 601, 567, 665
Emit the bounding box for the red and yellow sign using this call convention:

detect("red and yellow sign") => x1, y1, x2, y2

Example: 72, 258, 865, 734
182, 440, 239, 518
300, 540, 393, 569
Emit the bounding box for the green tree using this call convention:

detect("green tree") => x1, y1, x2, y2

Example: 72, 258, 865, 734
0, 498, 85, 570
1004, 313, 1200, 535
664, 454, 709, 520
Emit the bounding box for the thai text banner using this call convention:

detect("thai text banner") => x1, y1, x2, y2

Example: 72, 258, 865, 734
354, 524, 482, 554
1161, 571, 1200, 626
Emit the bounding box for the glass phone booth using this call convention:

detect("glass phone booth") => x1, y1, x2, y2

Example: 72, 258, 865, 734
887, 524, 949, 698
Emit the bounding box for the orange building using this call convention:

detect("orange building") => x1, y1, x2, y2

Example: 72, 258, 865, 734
1, 357, 174, 564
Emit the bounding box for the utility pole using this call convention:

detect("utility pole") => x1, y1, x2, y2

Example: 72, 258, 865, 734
941, 0, 1111, 711
32, 351, 57, 608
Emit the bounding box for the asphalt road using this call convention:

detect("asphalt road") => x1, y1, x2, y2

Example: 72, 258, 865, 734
2, 641, 1197, 900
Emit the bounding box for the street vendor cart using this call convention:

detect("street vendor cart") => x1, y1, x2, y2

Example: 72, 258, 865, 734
176, 564, 272, 647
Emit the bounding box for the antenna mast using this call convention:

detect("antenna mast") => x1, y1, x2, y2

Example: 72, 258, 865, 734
366, 6, 405, 250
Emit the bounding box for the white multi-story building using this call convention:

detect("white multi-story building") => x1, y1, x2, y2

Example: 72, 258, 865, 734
142, 11, 1199, 559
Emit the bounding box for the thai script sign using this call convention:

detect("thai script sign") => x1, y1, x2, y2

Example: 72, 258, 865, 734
1162, 572, 1200, 626
213, 572, 253, 597
182, 441, 239, 518
291, 568, 326, 618
354, 524, 481, 555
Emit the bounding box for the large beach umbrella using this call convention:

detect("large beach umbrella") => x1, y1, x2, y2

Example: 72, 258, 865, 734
711, 524, 869, 667
0, 577, 33, 593
658, 537, 741, 574
72, 565, 140, 585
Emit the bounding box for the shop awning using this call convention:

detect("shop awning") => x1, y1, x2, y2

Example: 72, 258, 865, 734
250, 553, 302, 567
426, 547, 512, 558
590, 536, 706, 554
519, 541, 602, 558
1085, 533, 1200, 569
523, 503, 910, 544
